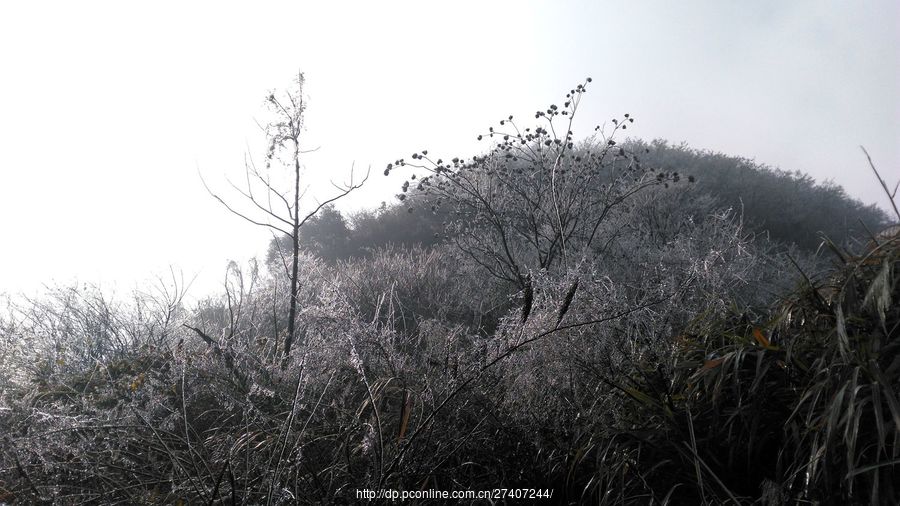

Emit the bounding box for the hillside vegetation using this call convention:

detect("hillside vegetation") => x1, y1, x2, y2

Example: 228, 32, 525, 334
0, 79, 896, 504
276, 139, 887, 263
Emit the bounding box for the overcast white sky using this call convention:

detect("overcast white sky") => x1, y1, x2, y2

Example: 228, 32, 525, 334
1, 1, 897, 299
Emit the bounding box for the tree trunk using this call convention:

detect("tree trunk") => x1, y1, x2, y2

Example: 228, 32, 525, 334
283, 138, 302, 363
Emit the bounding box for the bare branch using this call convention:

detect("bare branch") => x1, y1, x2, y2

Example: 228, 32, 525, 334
198, 167, 294, 238
226, 175, 294, 228
860, 146, 900, 222
298, 166, 370, 228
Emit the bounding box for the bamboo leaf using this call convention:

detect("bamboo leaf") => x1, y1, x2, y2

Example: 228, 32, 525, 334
863, 258, 892, 324
846, 458, 900, 479
835, 305, 850, 360
623, 386, 662, 410
752, 327, 770, 348
871, 367, 900, 433
871, 381, 887, 457
701, 357, 725, 371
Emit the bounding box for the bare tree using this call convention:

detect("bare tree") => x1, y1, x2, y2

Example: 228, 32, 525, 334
390, 78, 684, 289
204, 72, 368, 362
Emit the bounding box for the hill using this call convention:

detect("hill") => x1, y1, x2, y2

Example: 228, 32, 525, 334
278, 139, 889, 263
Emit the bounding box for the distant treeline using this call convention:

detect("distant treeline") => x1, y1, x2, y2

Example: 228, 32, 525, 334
271, 139, 889, 263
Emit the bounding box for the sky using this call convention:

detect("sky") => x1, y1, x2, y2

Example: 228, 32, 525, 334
1, 1, 897, 300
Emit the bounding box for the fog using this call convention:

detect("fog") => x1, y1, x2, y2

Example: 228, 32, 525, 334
1, 1, 896, 297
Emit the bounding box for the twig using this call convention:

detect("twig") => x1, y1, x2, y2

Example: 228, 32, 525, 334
380, 282, 686, 485
132, 408, 208, 502
4, 437, 41, 501
208, 460, 230, 506
860, 146, 900, 221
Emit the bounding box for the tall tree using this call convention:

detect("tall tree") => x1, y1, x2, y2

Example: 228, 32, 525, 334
205, 72, 367, 362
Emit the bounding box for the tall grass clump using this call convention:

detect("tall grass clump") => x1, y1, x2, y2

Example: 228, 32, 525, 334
571, 228, 899, 504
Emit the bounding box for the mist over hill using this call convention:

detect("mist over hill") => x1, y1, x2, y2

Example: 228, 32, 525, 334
275, 138, 889, 264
